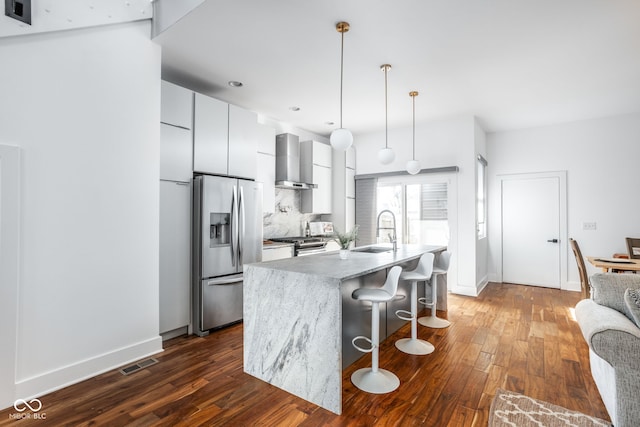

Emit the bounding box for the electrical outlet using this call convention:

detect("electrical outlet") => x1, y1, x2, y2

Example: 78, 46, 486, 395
5, 0, 31, 25
582, 222, 597, 231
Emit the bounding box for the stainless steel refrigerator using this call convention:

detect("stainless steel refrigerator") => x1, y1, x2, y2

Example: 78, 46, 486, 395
193, 174, 262, 336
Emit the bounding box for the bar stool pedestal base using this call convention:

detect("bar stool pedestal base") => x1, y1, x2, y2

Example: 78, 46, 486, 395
395, 337, 435, 355
418, 315, 451, 328
351, 368, 400, 394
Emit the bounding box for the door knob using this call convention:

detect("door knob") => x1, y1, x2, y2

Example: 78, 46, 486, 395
547, 239, 559, 243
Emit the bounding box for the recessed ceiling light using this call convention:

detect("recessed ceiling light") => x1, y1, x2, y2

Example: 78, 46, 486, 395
228, 81, 243, 88
289, 106, 300, 112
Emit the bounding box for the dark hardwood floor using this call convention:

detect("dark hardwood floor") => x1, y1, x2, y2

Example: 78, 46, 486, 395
0, 283, 609, 426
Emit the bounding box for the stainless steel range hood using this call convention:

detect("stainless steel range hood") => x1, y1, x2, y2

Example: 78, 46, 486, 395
275, 133, 317, 190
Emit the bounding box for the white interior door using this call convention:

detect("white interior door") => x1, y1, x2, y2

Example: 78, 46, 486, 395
502, 175, 561, 287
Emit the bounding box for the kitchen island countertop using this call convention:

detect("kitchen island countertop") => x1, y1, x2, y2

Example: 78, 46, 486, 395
253, 244, 444, 281
243, 244, 446, 415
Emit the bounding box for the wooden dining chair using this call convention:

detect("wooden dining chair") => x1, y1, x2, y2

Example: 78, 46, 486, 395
626, 237, 640, 260
570, 238, 590, 299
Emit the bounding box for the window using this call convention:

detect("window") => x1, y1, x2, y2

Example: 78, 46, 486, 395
376, 178, 450, 246
477, 155, 487, 239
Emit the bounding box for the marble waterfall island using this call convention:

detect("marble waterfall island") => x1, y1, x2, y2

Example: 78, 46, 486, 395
243, 244, 446, 414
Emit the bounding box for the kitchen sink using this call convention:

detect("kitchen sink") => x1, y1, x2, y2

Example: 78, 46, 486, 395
353, 246, 393, 253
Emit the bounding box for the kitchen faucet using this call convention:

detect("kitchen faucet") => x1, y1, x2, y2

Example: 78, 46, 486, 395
376, 209, 397, 252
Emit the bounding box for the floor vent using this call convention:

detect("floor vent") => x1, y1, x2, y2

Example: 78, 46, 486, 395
119, 358, 158, 376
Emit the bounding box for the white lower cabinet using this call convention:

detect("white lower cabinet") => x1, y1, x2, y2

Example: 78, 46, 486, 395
159, 180, 191, 336
325, 240, 341, 252
262, 245, 294, 261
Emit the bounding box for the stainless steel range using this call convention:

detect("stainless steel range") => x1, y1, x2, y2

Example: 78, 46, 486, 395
270, 236, 327, 256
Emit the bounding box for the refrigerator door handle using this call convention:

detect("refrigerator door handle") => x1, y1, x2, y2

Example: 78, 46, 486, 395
239, 186, 245, 265
206, 276, 243, 286
230, 185, 238, 267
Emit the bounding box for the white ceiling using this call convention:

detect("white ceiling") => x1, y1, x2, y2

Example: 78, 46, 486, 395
0, 0, 152, 38
154, 0, 640, 137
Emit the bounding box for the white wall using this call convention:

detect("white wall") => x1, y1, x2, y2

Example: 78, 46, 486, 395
0, 145, 21, 409
486, 113, 640, 286
0, 21, 162, 406
354, 115, 487, 295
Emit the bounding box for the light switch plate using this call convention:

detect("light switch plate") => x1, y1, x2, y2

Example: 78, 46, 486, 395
5, 0, 31, 25
582, 222, 597, 231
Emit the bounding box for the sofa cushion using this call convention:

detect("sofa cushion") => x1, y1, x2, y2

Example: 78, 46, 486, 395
590, 273, 640, 320
624, 288, 640, 328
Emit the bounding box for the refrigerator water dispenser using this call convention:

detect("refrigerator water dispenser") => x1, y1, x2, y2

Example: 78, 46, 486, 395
209, 212, 230, 246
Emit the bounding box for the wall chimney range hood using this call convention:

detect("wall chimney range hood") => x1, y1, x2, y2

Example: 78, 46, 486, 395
275, 133, 317, 190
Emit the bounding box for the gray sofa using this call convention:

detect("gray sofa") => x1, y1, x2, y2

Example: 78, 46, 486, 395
575, 273, 640, 427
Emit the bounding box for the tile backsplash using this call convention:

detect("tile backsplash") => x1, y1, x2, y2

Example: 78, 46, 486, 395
263, 188, 323, 239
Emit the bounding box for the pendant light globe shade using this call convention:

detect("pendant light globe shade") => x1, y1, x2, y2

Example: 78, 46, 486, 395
406, 159, 421, 175
330, 128, 353, 150
378, 147, 395, 165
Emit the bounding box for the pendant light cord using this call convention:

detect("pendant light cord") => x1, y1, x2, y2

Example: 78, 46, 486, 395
384, 66, 388, 149
412, 94, 416, 160
339, 29, 345, 129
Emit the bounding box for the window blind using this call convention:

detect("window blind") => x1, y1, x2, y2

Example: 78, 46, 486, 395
420, 183, 448, 220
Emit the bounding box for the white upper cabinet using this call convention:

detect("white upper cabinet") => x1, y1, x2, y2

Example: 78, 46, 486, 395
256, 124, 276, 213
160, 81, 193, 182
301, 140, 332, 213
228, 105, 258, 179
346, 167, 356, 199
193, 93, 228, 175
161, 81, 193, 129
257, 123, 276, 156
346, 145, 356, 170
193, 94, 258, 180
160, 123, 192, 182
331, 146, 356, 233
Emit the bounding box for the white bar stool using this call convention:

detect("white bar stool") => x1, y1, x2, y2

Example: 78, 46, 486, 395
395, 253, 436, 355
418, 251, 452, 328
351, 266, 402, 394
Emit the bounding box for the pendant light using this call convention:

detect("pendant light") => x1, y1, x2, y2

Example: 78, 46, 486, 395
377, 64, 395, 165
330, 21, 353, 151
406, 91, 421, 175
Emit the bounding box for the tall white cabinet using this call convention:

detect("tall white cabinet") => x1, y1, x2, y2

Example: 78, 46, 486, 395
332, 146, 356, 234
159, 81, 193, 338
301, 140, 332, 214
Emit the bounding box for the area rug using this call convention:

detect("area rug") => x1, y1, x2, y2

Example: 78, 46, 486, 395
488, 388, 611, 427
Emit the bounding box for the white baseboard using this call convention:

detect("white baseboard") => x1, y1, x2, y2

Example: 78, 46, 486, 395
450, 276, 489, 297
487, 272, 501, 283
563, 280, 581, 293
450, 285, 479, 297
476, 278, 489, 295
14, 336, 163, 404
